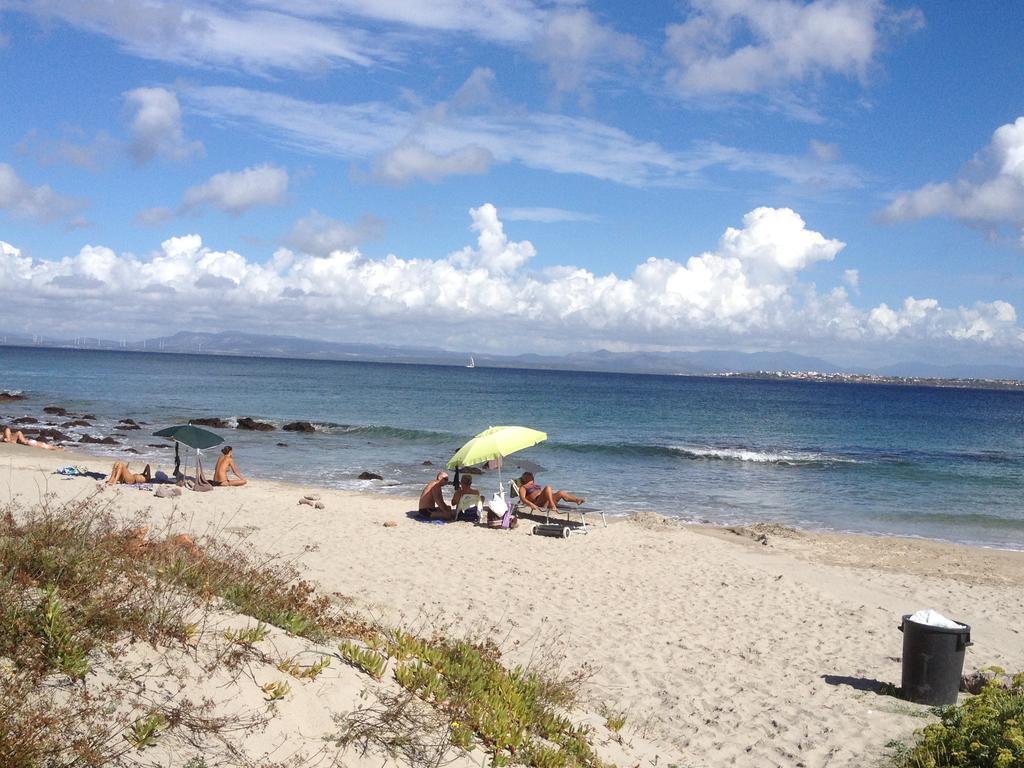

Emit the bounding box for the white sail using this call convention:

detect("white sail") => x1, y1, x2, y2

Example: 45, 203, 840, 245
466, 356, 476, 368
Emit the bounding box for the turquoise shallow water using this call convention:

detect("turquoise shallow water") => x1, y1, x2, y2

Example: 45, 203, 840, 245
3, 346, 1024, 549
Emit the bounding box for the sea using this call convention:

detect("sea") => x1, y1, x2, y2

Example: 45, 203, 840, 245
2, 346, 1023, 550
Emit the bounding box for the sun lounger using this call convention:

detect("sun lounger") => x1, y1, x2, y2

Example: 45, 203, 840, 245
509, 479, 605, 531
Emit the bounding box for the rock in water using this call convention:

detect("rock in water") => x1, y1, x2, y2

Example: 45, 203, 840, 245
61, 420, 92, 428
26, 428, 72, 443
358, 471, 383, 480
236, 417, 275, 431
282, 421, 316, 432
0, 391, 27, 402
12, 417, 38, 424
190, 417, 229, 428
79, 435, 118, 445
43, 405, 68, 416
118, 419, 141, 430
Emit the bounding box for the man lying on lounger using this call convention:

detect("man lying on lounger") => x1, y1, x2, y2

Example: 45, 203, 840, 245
418, 470, 454, 520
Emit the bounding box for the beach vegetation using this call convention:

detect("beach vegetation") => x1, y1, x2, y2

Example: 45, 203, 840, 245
339, 639, 389, 679
224, 621, 271, 646
125, 712, 169, 750
261, 680, 291, 701
277, 653, 331, 680
2, 493, 616, 768
601, 707, 627, 733
890, 676, 1024, 768
337, 631, 607, 768
0, 494, 363, 766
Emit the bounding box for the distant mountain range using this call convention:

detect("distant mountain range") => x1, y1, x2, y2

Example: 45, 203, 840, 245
4, 329, 1024, 381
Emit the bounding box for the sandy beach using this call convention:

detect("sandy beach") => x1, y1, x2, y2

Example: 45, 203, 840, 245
3, 442, 1023, 768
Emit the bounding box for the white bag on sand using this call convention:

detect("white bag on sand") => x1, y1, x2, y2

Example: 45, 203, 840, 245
489, 493, 508, 516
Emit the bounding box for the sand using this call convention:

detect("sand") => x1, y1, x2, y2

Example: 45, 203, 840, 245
3, 442, 1023, 768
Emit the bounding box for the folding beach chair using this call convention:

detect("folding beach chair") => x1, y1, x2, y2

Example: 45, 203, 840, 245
509, 479, 606, 531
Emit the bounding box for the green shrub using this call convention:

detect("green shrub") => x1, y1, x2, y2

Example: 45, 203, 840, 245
391, 636, 605, 768
892, 677, 1024, 768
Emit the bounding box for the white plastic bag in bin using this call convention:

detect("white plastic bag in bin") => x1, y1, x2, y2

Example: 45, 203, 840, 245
908, 609, 963, 629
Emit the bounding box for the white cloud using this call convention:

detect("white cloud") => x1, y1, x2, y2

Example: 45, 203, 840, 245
882, 116, 1024, 243
664, 0, 907, 99
502, 207, 598, 223
16, 128, 116, 169
531, 8, 643, 98
124, 87, 204, 163
371, 141, 493, 184
448, 203, 536, 274
134, 206, 174, 226
12, 1, 378, 74
2, 206, 1020, 357
182, 84, 864, 190
181, 164, 289, 216
809, 139, 839, 162
0, 163, 85, 223
285, 210, 383, 256
302, 0, 544, 43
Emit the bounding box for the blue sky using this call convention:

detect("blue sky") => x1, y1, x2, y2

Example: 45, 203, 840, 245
1, 1, 1024, 369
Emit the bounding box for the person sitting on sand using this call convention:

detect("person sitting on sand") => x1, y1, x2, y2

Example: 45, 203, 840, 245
451, 474, 480, 511
107, 461, 151, 484
517, 471, 585, 513
419, 470, 454, 520
213, 446, 247, 486
3, 426, 63, 451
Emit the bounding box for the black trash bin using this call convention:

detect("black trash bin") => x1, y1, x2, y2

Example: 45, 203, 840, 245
899, 614, 972, 706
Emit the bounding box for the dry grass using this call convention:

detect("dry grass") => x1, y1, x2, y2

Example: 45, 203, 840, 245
0, 493, 368, 768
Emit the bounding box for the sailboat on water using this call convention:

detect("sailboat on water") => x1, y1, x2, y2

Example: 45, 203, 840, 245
466, 356, 476, 369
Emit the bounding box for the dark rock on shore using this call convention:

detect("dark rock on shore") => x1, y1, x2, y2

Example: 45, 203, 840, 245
276, 442, 288, 447
43, 406, 68, 416
190, 417, 229, 428
61, 420, 92, 428
80, 435, 118, 445
80, 414, 97, 420
282, 421, 316, 432
148, 443, 171, 448
26, 428, 72, 443
422, 460, 433, 465
118, 419, 141, 430
0, 391, 27, 402
124, 448, 140, 454
358, 471, 383, 480
237, 417, 274, 431
12, 417, 38, 425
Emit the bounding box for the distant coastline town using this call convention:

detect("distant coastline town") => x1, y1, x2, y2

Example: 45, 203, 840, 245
713, 370, 1024, 390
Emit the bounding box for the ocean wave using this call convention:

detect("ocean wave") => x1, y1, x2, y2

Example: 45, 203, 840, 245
317, 423, 461, 442
667, 444, 859, 467
559, 439, 857, 467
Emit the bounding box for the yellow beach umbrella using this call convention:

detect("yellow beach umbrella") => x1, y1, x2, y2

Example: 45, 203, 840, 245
447, 425, 547, 496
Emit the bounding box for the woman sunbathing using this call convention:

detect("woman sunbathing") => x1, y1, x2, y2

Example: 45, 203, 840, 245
107, 461, 151, 485
3, 426, 63, 450
517, 471, 584, 513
